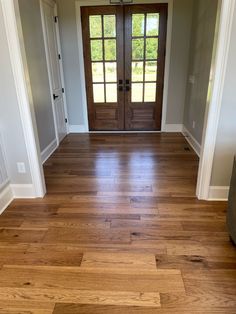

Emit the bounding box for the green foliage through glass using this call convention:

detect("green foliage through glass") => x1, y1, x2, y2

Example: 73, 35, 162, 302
104, 15, 116, 37
132, 14, 145, 37
89, 15, 102, 38
104, 39, 116, 61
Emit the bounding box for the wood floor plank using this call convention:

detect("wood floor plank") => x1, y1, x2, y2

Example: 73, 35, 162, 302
43, 227, 131, 244
0, 288, 161, 308
53, 303, 236, 314
0, 133, 233, 312
0, 300, 55, 314
0, 265, 185, 293
81, 252, 157, 269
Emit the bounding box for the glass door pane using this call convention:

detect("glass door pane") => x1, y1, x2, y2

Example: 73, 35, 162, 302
130, 13, 159, 103
89, 14, 118, 103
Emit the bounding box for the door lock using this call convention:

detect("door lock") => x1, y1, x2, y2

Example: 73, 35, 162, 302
118, 79, 123, 92
125, 79, 130, 92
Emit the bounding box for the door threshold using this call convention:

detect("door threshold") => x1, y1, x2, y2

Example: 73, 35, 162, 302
89, 131, 162, 133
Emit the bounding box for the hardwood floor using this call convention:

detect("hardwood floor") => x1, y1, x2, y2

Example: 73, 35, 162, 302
0, 133, 235, 313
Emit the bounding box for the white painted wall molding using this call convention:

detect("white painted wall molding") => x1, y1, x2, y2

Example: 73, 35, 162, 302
0, 184, 13, 215
182, 126, 201, 157
11, 184, 36, 199
197, 0, 236, 200
41, 139, 58, 164
69, 124, 87, 133
1, 0, 46, 197
163, 124, 183, 132
208, 186, 229, 201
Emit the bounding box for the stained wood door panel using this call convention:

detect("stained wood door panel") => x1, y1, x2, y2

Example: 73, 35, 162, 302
95, 107, 118, 120
81, 6, 124, 131
124, 4, 167, 131
81, 4, 167, 130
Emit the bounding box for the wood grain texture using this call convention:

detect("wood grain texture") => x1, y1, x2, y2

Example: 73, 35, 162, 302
0, 133, 234, 313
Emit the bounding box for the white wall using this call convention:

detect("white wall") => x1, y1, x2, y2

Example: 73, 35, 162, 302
166, 0, 193, 125
56, 0, 193, 130
183, 0, 218, 144
0, 3, 32, 186
210, 3, 236, 188
18, 0, 57, 152
0, 135, 9, 191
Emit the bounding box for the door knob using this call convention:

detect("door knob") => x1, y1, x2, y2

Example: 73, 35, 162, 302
118, 79, 123, 92
53, 94, 59, 100
125, 79, 130, 92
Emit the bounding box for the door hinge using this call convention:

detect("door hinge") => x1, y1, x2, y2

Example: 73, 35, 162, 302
54, 16, 58, 23
65, 118, 68, 123
58, 54, 61, 60
62, 88, 65, 93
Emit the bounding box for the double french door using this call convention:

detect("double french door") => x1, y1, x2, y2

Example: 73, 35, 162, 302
81, 4, 167, 131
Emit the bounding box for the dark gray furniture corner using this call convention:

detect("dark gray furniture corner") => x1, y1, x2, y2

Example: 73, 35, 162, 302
227, 156, 236, 245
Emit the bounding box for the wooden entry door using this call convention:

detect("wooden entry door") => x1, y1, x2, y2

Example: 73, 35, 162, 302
81, 4, 167, 131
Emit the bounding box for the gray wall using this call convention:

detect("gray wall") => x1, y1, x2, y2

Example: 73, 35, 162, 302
166, 0, 193, 124
211, 4, 236, 187
56, 0, 84, 126
183, 0, 218, 144
19, 0, 56, 152
0, 3, 32, 185
56, 0, 193, 128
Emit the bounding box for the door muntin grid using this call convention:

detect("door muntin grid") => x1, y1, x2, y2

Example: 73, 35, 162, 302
131, 13, 160, 103
89, 14, 118, 103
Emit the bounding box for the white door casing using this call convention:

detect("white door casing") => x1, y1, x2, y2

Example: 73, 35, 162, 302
40, 0, 67, 143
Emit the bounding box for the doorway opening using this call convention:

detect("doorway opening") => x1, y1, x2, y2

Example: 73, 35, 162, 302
81, 4, 167, 131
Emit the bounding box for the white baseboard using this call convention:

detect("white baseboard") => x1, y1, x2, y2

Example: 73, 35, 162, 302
182, 126, 201, 157
163, 124, 183, 132
208, 186, 229, 201
11, 184, 36, 199
41, 138, 57, 164
69, 124, 87, 133
0, 184, 14, 214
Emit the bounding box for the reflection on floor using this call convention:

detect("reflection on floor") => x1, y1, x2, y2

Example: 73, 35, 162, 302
0, 133, 235, 313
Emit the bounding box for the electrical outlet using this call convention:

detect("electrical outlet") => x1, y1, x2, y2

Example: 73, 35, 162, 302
192, 121, 196, 129
17, 162, 26, 174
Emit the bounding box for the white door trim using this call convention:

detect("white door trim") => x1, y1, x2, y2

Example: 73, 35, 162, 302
197, 0, 236, 200
1, 0, 46, 197
75, 0, 173, 132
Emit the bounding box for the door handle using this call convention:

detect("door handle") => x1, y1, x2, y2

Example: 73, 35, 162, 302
118, 79, 123, 92
125, 79, 130, 92
53, 94, 59, 100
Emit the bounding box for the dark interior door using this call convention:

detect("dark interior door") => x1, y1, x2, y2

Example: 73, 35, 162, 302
81, 4, 167, 131
81, 6, 124, 130
125, 4, 167, 130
